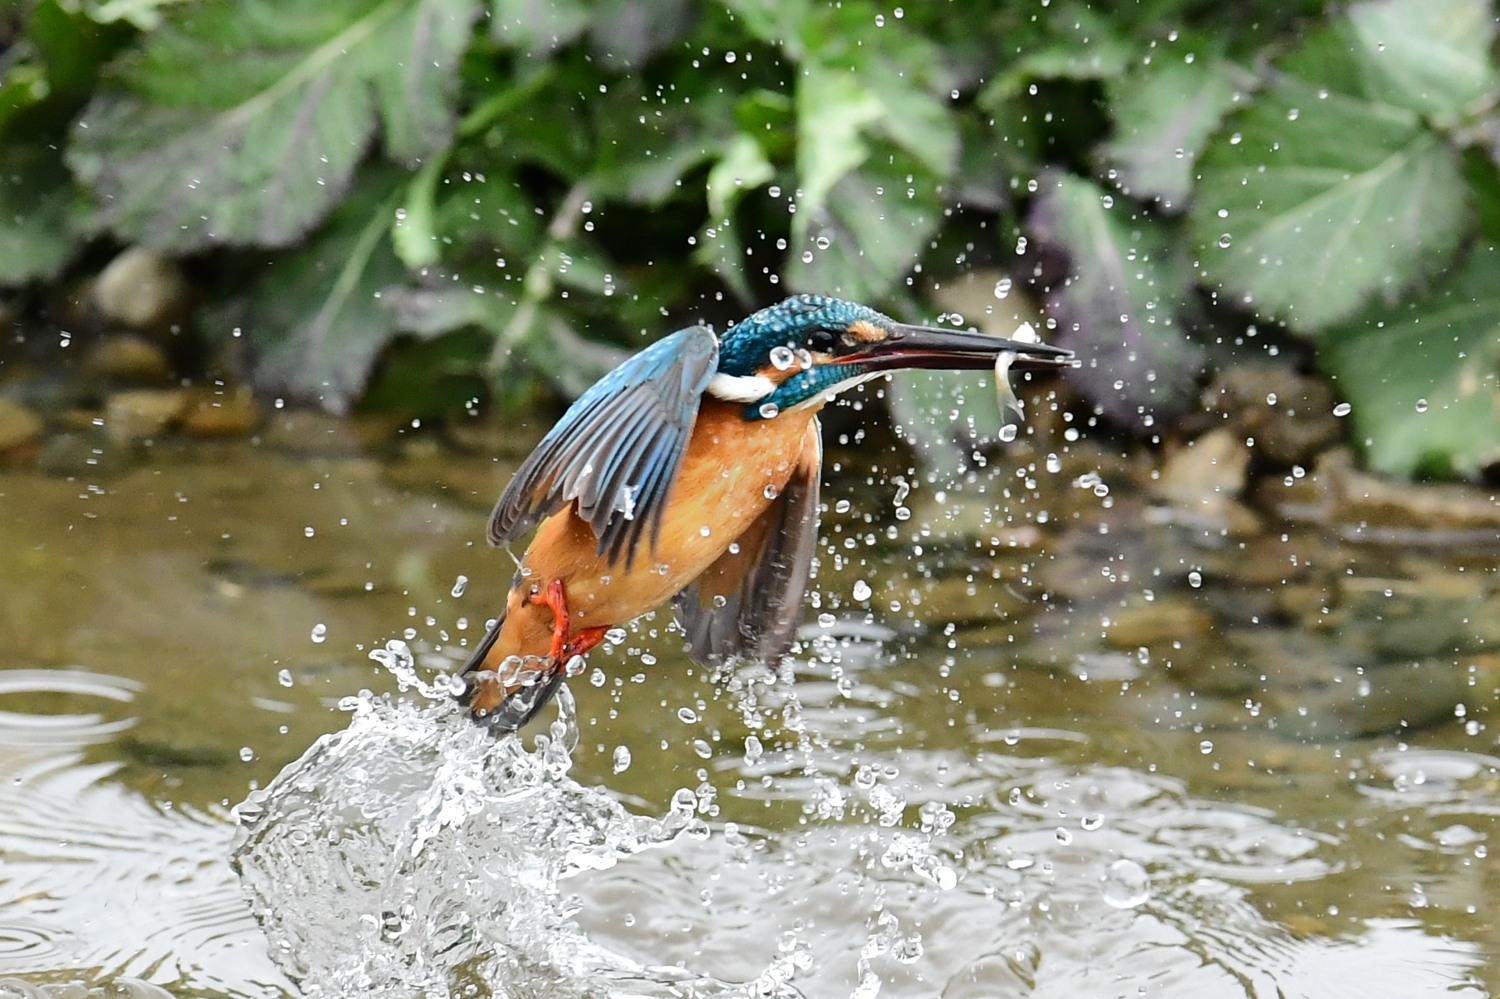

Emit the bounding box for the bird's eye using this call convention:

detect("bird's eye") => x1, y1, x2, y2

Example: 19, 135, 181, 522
804, 327, 839, 353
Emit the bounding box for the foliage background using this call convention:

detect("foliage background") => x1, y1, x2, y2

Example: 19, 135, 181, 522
1, 0, 1497, 479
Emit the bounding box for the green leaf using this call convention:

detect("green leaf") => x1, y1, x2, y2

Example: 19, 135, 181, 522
0, 142, 85, 287
1322, 243, 1500, 479
785, 151, 941, 303
392, 156, 446, 269
795, 65, 882, 219
75, 0, 192, 30
1191, 73, 1467, 332
1345, 0, 1497, 120
489, 0, 589, 54
67, 0, 479, 252
1028, 173, 1204, 428
1102, 55, 1251, 210
982, 2, 1133, 101
245, 169, 409, 413
707, 133, 774, 221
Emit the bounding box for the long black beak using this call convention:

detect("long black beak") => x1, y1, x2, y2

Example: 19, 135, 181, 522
849, 324, 1074, 372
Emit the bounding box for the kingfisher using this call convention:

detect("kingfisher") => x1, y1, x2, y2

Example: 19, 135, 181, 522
457, 294, 1072, 731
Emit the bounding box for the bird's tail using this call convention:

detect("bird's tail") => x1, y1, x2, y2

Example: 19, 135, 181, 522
455, 611, 566, 734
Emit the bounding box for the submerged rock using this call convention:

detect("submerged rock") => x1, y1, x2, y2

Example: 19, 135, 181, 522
104, 388, 191, 444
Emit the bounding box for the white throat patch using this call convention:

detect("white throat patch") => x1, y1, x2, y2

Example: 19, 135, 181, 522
706, 372, 776, 403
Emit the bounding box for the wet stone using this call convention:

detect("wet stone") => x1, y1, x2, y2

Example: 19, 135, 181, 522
1259, 448, 1500, 536
1151, 428, 1259, 534
1335, 576, 1490, 660
0, 397, 44, 457
1103, 596, 1216, 652
92, 246, 191, 332
1195, 365, 1342, 468
104, 388, 191, 444
1274, 658, 1471, 741
84, 333, 175, 384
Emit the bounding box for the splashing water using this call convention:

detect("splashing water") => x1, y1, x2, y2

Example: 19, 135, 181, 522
230, 642, 795, 999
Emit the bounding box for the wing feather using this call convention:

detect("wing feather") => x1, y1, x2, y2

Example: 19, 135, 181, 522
487, 325, 719, 566
673, 418, 822, 666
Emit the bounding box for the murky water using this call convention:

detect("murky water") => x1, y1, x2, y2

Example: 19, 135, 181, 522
1, 426, 1496, 997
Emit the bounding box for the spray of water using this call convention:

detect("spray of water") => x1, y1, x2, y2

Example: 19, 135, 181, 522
230, 641, 798, 999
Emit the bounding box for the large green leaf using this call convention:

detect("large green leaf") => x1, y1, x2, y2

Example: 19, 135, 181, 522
785, 151, 941, 303
1190, 8, 1474, 334
1028, 173, 1203, 428
1102, 55, 1251, 211
245, 170, 409, 413
795, 65, 882, 220
0, 142, 84, 287
67, 0, 479, 252
1322, 243, 1500, 479
1344, 0, 1497, 120
1192, 78, 1466, 333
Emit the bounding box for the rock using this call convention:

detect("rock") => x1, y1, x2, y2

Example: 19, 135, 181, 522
1195, 365, 1343, 468
84, 333, 175, 383
104, 388, 191, 444
1151, 427, 1260, 533
0, 397, 44, 458
181, 386, 261, 437
93, 247, 190, 332
1102, 596, 1216, 651
1257, 448, 1500, 537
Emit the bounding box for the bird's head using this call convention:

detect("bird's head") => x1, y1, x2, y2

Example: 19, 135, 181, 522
708, 294, 1073, 418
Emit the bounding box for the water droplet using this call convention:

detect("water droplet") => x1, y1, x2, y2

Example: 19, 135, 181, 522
999, 424, 1018, 443
450, 574, 468, 598
310, 623, 327, 644
758, 402, 780, 419
852, 580, 873, 601
1081, 814, 1103, 831
303, 526, 315, 538
1187, 570, 1203, 588
1333, 402, 1352, 417
1414, 398, 1429, 413
677, 706, 699, 724
993, 277, 1012, 299
1199, 739, 1214, 755
239, 746, 256, 763
1217, 233, 1232, 248
612, 745, 632, 773
277, 668, 294, 687
763, 483, 779, 500
1101, 858, 1151, 908
769, 345, 796, 370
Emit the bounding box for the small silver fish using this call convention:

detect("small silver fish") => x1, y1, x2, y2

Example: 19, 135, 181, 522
994, 321, 1040, 423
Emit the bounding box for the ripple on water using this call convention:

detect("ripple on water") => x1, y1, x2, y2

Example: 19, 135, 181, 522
0, 669, 140, 748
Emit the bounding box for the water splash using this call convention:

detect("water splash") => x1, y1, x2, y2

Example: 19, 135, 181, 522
231, 645, 796, 998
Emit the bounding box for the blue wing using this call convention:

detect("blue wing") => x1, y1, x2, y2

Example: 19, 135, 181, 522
487, 324, 719, 567
674, 418, 821, 666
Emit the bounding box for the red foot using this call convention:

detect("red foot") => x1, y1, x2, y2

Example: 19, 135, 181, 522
531, 578, 612, 664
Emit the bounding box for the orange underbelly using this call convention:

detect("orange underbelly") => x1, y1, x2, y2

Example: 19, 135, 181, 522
492, 400, 819, 660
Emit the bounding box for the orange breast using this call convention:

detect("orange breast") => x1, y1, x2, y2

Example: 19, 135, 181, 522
491, 399, 821, 660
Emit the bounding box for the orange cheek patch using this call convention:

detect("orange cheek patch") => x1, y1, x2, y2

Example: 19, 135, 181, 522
848, 319, 885, 343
